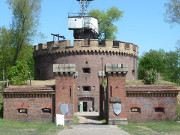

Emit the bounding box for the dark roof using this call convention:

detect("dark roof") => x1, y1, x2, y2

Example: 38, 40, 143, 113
126, 85, 180, 92
3, 86, 54, 93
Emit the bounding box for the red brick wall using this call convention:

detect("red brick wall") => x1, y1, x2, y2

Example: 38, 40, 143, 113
55, 76, 77, 119
126, 96, 179, 122
107, 74, 127, 119
3, 95, 54, 123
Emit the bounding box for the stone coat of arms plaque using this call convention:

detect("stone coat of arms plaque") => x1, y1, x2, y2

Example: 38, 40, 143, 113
60, 104, 69, 115
113, 103, 122, 115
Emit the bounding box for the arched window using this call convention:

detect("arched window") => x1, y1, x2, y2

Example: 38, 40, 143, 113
155, 107, 165, 113
42, 108, 51, 113
18, 108, 27, 114
130, 107, 141, 113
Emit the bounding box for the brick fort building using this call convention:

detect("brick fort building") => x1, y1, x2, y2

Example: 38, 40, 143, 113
2, 0, 180, 124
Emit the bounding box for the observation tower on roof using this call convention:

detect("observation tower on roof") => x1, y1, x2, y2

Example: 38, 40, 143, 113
68, 0, 99, 39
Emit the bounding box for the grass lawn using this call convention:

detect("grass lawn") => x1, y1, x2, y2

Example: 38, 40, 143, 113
0, 118, 63, 135
119, 104, 180, 135
74, 116, 79, 125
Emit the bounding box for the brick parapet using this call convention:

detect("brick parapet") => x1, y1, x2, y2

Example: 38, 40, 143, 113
53, 64, 78, 78
33, 39, 138, 58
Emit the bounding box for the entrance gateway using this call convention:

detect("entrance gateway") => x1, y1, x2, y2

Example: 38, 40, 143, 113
53, 63, 128, 125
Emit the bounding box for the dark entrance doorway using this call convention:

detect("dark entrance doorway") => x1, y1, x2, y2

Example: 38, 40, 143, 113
83, 102, 87, 111
79, 97, 94, 112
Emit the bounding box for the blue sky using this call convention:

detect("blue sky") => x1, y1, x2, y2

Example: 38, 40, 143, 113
0, 0, 180, 56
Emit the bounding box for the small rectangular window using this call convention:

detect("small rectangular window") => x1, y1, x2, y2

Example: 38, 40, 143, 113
84, 39, 90, 46
113, 41, 119, 48
70, 87, 71, 97
83, 86, 91, 91
131, 107, 141, 113
155, 107, 165, 113
42, 108, 51, 113
83, 68, 91, 73
18, 109, 27, 114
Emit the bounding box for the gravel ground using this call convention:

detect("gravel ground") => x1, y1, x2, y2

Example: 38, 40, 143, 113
57, 112, 129, 135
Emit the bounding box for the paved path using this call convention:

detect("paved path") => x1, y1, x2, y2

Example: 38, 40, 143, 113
57, 112, 129, 135
57, 125, 129, 135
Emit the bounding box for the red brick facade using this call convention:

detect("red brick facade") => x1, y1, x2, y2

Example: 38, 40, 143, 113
126, 85, 179, 122
2, 67, 180, 124
55, 75, 77, 124
3, 86, 54, 123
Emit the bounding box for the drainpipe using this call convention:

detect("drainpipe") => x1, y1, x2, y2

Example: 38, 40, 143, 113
73, 81, 75, 113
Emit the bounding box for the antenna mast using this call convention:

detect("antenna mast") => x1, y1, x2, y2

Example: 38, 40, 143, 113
77, 0, 93, 16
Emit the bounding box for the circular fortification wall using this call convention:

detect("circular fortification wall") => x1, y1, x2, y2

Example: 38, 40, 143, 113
33, 39, 138, 111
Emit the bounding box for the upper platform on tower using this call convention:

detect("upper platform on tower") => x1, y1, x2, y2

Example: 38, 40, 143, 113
68, 0, 99, 39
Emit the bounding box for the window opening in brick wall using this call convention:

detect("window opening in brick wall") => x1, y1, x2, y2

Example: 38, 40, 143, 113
18, 108, 27, 114
113, 41, 119, 48
84, 39, 90, 46
125, 43, 130, 50
42, 108, 51, 113
155, 107, 165, 113
133, 46, 136, 52
99, 40, 106, 47
131, 107, 141, 113
70, 87, 71, 97
83, 86, 91, 91
132, 70, 135, 75
83, 68, 91, 73
110, 86, 112, 97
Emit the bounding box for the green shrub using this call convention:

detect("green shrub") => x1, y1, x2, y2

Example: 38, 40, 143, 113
142, 69, 158, 85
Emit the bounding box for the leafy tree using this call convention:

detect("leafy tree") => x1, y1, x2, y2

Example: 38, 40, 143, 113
176, 44, 180, 84
176, 43, 180, 65
8, 61, 30, 85
89, 7, 123, 40
163, 51, 179, 83
0, 27, 13, 80
142, 69, 158, 85
165, 0, 180, 24
138, 49, 167, 79
7, 0, 42, 66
